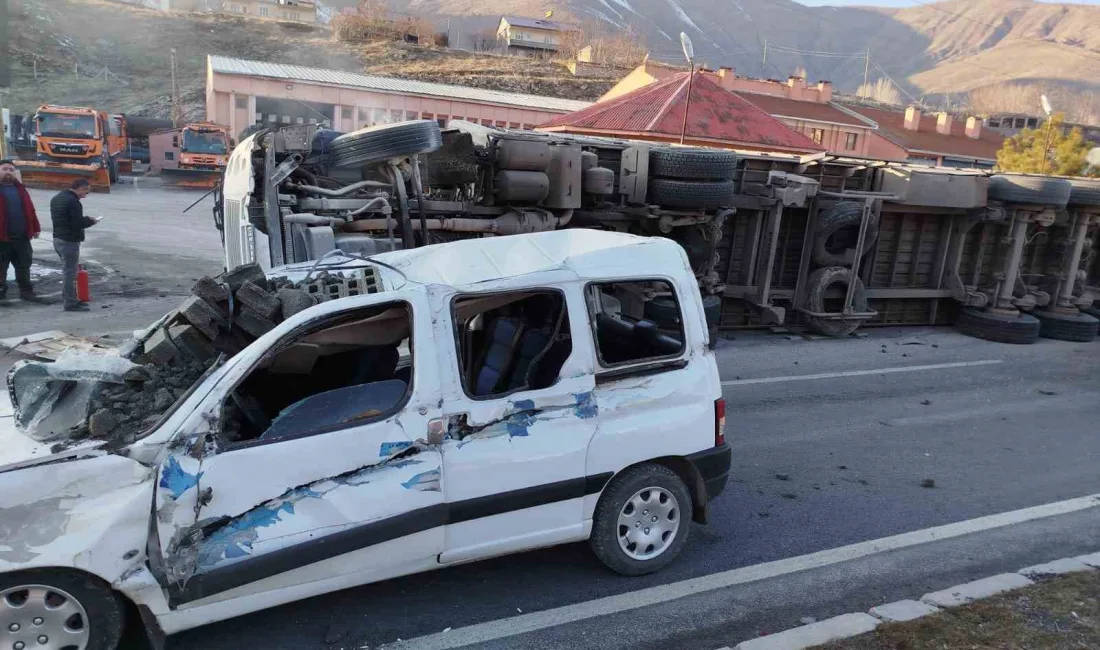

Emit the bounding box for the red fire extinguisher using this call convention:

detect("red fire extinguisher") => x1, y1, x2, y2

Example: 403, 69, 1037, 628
76, 265, 91, 303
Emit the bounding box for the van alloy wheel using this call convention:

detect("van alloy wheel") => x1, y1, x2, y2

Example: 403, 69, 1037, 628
1, 584, 90, 650
617, 487, 680, 560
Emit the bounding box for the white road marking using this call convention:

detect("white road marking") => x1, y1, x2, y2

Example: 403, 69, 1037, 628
390, 492, 1100, 649
721, 360, 1003, 387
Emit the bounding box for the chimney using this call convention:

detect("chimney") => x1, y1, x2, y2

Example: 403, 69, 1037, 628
965, 116, 982, 140
787, 76, 806, 100
936, 112, 954, 136
816, 80, 833, 103
717, 67, 735, 89
904, 106, 922, 131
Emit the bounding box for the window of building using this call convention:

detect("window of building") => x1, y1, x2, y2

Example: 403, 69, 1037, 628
810, 128, 825, 144
407, 112, 419, 120
508, 122, 521, 129
1014, 118, 1026, 128
341, 107, 353, 121
258, 5, 269, 15
281, 115, 291, 124
988, 117, 1002, 128
296, 117, 304, 124
421, 113, 434, 122
267, 114, 277, 123
438, 118, 448, 128
586, 280, 685, 368
1027, 118, 1039, 128
845, 132, 858, 150
495, 121, 507, 128
235, 96, 248, 110
220, 302, 414, 444
452, 291, 571, 399
391, 110, 404, 122
309, 118, 318, 124
481, 119, 493, 127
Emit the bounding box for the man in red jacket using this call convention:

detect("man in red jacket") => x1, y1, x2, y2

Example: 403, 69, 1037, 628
0, 159, 43, 303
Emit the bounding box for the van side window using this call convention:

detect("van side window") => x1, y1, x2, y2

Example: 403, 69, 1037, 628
220, 302, 414, 445
586, 280, 685, 366
453, 290, 572, 399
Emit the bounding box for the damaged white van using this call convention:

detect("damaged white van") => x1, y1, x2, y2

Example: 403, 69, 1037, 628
0, 230, 730, 650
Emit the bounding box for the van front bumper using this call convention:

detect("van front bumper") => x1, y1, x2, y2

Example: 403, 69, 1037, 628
688, 442, 731, 500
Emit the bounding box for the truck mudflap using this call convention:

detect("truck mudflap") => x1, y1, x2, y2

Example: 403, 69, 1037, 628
14, 160, 111, 193
162, 167, 223, 190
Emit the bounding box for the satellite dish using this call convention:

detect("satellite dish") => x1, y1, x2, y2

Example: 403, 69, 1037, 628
680, 32, 695, 63
1088, 147, 1100, 167
1041, 94, 1053, 117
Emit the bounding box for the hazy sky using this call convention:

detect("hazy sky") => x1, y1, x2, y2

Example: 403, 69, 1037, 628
796, 0, 1100, 6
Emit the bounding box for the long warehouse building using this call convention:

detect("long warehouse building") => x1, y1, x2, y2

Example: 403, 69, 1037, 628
205, 55, 592, 138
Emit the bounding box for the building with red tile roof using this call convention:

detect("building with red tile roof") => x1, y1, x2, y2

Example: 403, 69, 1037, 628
843, 104, 1006, 168
537, 71, 825, 155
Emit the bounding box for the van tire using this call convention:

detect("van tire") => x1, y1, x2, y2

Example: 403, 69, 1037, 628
0, 569, 126, 650
330, 120, 443, 168
956, 308, 1040, 344
988, 174, 1073, 208
804, 266, 868, 337
590, 464, 692, 577
812, 201, 879, 267
650, 148, 738, 180
1035, 309, 1099, 342
648, 178, 735, 209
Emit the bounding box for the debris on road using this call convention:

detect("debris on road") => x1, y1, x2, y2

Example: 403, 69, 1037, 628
921, 479, 936, 488
775, 473, 791, 481
0, 330, 114, 361
921, 399, 932, 406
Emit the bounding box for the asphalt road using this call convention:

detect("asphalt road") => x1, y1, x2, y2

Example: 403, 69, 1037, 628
167, 326, 1100, 650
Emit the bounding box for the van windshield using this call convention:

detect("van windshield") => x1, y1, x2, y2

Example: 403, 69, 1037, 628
183, 130, 228, 154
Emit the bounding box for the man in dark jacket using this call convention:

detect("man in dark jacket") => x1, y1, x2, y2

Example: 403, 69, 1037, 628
0, 159, 43, 304
50, 179, 101, 312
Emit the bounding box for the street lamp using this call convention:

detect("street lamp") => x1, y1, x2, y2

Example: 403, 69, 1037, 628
1039, 94, 1054, 176
679, 32, 695, 146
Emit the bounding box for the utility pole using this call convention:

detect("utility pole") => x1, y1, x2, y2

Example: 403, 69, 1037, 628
761, 40, 768, 77
863, 48, 870, 93
170, 48, 182, 128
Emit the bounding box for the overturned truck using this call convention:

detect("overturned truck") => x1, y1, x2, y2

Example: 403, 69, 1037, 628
216, 118, 1100, 344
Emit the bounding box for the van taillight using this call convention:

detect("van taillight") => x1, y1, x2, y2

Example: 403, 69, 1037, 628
714, 398, 726, 446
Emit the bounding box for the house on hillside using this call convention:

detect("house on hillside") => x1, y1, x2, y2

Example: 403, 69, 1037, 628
495, 16, 579, 57
180, 0, 317, 22
986, 112, 1100, 146
843, 105, 1004, 169
537, 70, 825, 156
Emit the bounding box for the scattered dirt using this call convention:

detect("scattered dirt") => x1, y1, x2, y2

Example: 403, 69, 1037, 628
822, 572, 1100, 650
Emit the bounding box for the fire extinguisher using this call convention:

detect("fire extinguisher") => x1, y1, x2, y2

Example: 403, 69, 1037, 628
76, 265, 91, 303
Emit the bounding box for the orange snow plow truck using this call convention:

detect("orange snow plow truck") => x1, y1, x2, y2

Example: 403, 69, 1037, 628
14, 105, 128, 193
161, 122, 232, 189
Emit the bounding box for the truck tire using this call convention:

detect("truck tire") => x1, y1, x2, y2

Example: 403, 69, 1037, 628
0, 568, 126, 650
1067, 178, 1100, 208
804, 266, 868, 337
589, 464, 692, 576
648, 178, 735, 209
650, 148, 738, 181
331, 120, 443, 168
956, 308, 1040, 345
812, 201, 879, 267
1034, 309, 1099, 342
988, 174, 1072, 208
1082, 306, 1100, 321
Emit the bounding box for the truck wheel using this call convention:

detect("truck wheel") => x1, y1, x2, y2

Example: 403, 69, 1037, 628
590, 464, 692, 576
1034, 309, 1099, 342
1082, 306, 1100, 321
1067, 178, 1100, 208
0, 569, 125, 650
956, 308, 1040, 345
330, 120, 443, 168
804, 266, 868, 337
812, 201, 879, 267
650, 148, 738, 181
988, 174, 1072, 208
648, 178, 735, 209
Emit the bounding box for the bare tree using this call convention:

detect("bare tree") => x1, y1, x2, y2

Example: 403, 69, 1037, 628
857, 78, 902, 106
556, 19, 647, 69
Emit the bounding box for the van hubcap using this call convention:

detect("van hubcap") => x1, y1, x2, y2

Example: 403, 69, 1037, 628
617, 486, 679, 560
0, 585, 90, 650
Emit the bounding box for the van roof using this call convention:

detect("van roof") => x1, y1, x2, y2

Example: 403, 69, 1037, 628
376, 230, 691, 289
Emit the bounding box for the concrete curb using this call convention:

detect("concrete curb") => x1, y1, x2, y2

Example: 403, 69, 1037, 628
719, 550, 1100, 650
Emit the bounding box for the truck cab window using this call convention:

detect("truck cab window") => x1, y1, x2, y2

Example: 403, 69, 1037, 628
587, 281, 685, 366
221, 303, 413, 444
453, 291, 571, 399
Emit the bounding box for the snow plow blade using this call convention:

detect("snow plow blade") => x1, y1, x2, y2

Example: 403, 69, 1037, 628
14, 160, 111, 193
162, 167, 222, 189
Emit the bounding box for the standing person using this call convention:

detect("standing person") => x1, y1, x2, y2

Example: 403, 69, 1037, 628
0, 159, 42, 304
50, 179, 102, 312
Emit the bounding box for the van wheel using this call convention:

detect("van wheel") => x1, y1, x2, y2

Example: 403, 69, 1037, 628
590, 464, 692, 576
0, 569, 125, 650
